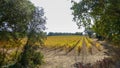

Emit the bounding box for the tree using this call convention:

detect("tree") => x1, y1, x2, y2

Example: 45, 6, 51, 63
13, 7, 46, 68
75, 32, 83, 35
84, 28, 94, 38
0, 0, 34, 66
71, 0, 120, 45
0, 0, 46, 67
0, 0, 34, 39
27, 7, 46, 46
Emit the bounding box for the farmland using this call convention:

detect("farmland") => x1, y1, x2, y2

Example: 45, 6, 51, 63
45, 35, 80, 48
44, 35, 102, 55
1, 0, 120, 67
40, 35, 111, 68
0, 35, 113, 68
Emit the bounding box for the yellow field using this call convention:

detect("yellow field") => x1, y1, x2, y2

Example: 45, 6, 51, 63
45, 35, 102, 53
45, 35, 80, 47
0, 35, 102, 53
0, 38, 27, 48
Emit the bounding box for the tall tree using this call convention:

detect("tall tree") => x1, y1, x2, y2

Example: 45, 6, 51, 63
0, 0, 46, 67
0, 0, 35, 66
12, 7, 46, 68
71, 0, 120, 45
0, 0, 34, 40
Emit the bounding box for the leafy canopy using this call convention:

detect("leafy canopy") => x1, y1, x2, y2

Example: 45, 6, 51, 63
0, 0, 35, 40
71, 0, 120, 44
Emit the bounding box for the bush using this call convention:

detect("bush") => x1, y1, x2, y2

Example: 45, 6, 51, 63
10, 45, 44, 68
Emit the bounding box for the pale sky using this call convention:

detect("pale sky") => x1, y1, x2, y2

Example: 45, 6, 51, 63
30, 0, 84, 33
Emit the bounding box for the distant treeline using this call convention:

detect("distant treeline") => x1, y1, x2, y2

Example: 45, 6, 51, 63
47, 32, 83, 36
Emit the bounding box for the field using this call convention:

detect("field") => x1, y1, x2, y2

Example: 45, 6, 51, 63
44, 35, 102, 55
39, 35, 111, 68
0, 35, 112, 68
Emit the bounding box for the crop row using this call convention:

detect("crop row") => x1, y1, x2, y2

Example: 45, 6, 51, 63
44, 35, 80, 48
45, 36, 102, 54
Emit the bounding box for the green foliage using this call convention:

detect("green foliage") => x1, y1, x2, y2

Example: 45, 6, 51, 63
11, 7, 46, 68
0, 0, 46, 68
71, 0, 120, 45
11, 45, 44, 68
0, 50, 5, 66
27, 7, 46, 45
47, 32, 83, 36
0, 0, 35, 67
9, 48, 44, 68
0, 0, 35, 40
71, 0, 93, 28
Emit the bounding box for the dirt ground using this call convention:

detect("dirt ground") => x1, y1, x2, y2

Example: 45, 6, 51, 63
40, 39, 111, 68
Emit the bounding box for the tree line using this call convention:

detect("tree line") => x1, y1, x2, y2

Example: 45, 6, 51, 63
47, 32, 83, 36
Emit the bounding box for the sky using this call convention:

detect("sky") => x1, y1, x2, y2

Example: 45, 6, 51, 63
30, 0, 84, 33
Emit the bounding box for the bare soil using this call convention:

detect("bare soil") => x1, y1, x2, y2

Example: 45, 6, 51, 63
40, 39, 111, 68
